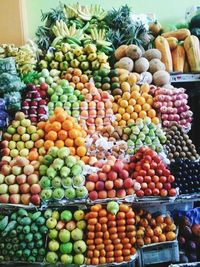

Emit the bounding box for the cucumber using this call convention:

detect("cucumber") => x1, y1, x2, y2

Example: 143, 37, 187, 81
0, 216, 8, 231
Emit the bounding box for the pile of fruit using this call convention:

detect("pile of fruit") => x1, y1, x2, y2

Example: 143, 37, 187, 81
86, 157, 134, 201
45, 208, 87, 265
85, 203, 137, 265
170, 159, 200, 195
39, 147, 88, 202
125, 117, 166, 155
47, 79, 84, 117
21, 83, 48, 124
129, 147, 176, 197
0, 208, 47, 263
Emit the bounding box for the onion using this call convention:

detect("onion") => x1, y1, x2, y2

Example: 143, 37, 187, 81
162, 114, 168, 120
167, 107, 174, 114
160, 106, 168, 113
163, 120, 170, 127
168, 114, 174, 121
174, 114, 180, 121
168, 101, 173, 107
174, 100, 182, 107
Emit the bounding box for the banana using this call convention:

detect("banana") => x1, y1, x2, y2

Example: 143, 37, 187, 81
69, 24, 76, 36
0, 216, 8, 231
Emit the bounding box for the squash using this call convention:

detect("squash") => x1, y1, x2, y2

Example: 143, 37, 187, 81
144, 49, 161, 61
183, 58, 190, 73
161, 28, 191, 40
166, 37, 178, 50
155, 36, 173, 72
114, 45, 128, 60
134, 57, 149, 73
171, 45, 185, 72
184, 35, 200, 72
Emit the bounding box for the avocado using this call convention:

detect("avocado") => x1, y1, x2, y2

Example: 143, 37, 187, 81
35, 216, 45, 226
12, 237, 19, 244
28, 256, 36, 263
0, 243, 4, 249
1, 249, 7, 256
5, 243, 12, 250
8, 250, 15, 257
20, 217, 31, 226
10, 212, 17, 220
13, 244, 19, 251
37, 255, 44, 262
31, 223, 38, 233
20, 242, 27, 249
34, 232, 42, 241
23, 249, 31, 258
5, 237, 11, 243
9, 229, 17, 237
40, 225, 48, 234
32, 248, 38, 257
17, 208, 28, 217
16, 250, 23, 257
16, 225, 23, 233
18, 233, 25, 241
25, 233, 33, 242
36, 239, 43, 248
4, 255, 10, 261
23, 225, 30, 234
38, 248, 46, 256
27, 241, 35, 250
0, 256, 4, 261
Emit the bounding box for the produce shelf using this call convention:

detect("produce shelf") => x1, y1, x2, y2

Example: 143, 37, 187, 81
170, 73, 200, 83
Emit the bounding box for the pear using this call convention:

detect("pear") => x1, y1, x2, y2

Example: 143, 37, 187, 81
107, 201, 119, 215
46, 167, 57, 179
57, 147, 70, 159
48, 146, 59, 158
52, 158, 64, 170
60, 166, 71, 178
65, 156, 77, 168
131, 126, 140, 135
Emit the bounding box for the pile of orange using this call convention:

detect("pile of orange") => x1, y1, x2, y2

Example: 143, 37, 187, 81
112, 83, 160, 127
37, 107, 88, 162
85, 203, 137, 265
62, 67, 89, 91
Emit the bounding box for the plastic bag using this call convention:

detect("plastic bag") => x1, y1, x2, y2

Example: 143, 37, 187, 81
0, 57, 17, 75
4, 91, 21, 110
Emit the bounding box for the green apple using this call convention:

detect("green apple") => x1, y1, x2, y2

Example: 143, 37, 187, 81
62, 177, 73, 187
48, 240, 59, 251
12, 120, 20, 128
40, 188, 52, 201
48, 229, 58, 239
10, 149, 19, 158
52, 177, 62, 188
39, 176, 51, 189
52, 188, 64, 200
46, 167, 57, 179
77, 220, 86, 230
12, 134, 21, 141
60, 95, 68, 103
48, 146, 59, 158
39, 165, 48, 176
60, 166, 70, 178
0, 174, 5, 184
52, 210, 59, 220
76, 186, 88, 199
51, 94, 59, 103
71, 228, 83, 241
55, 86, 63, 96
46, 217, 57, 229
47, 88, 54, 95
72, 110, 80, 118
17, 141, 25, 151
68, 95, 77, 103
60, 210, 72, 222
65, 156, 76, 168
59, 79, 69, 88
60, 254, 73, 265
25, 140, 34, 149
60, 242, 73, 254
73, 175, 85, 187
27, 125, 37, 134
41, 68, 49, 78
71, 165, 82, 176
21, 134, 30, 142
65, 187, 76, 199
46, 251, 58, 264
20, 148, 29, 157
65, 86, 74, 95
73, 240, 87, 253
74, 210, 85, 221
44, 209, 52, 219
31, 133, 40, 141
7, 126, 16, 135
17, 126, 26, 135
0, 184, 8, 194
52, 158, 64, 170
8, 141, 16, 150
58, 147, 70, 159
55, 101, 63, 107
73, 254, 84, 265
58, 229, 70, 243
21, 119, 31, 128
43, 155, 54, 166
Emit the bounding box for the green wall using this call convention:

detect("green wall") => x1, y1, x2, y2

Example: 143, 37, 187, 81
26, 0, 199, 38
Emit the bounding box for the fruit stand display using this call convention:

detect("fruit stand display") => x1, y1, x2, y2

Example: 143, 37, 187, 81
0, 2, 200, 267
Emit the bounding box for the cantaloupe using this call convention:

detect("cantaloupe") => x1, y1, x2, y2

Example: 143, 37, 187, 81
149, 58, 165, 73
126, 45, 142, 60
134, 57, 149, 73
114, 57, 134, 72
153, 70, 170, 86
144, 49, 162, 61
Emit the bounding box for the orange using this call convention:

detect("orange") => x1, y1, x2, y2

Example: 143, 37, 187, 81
130, 112, 138, 120
121, 82, 130, 92
54, 107, 64, 115
44, 122, 52, 132
120, 100, 128, 108
80, 74, 89, 83
131, 91, 140, 99
34, 139, 44, 148
62, 120, 73, 131
76, 82, 84, 91
141, 92, 149, 99
128, 119, 135, 125
116, 114, 122, 121
139, 110, 147, 118
77, 146, 86, 157
37, 121, 45, 129
74, 68, 82, 76
81, 156, 89, 164
112, 121, 118, 127
134, 104, 141, 113
46, 131, 57, 141
52, 121, 61, 132
152, 117, 160, 125
69, 147, 76, 155
126, 105, 134, 114
72, 76, 80, 83
75, 137, 85, 146
44, 140, 54, 150
118, 107, 125, 115
147, 97, 153, 105
142, 103, 151, 111
112, 103, 119, 113
122, 92, 131, 100
119, 120, 126, 127
148, 109, 156, 118
28, 151, 39, 161
65, 138, 74, 147
128, 73, 137, 84
69, 129, 79, 139
49, 115, 56, 123
56, 113, 67, 123
122, 113, 130, 121
69, 82, 75, 88
137, 97, 145, 105
55, 140, 64, 148
129, 98, 136, 106
58, 130, 68, 140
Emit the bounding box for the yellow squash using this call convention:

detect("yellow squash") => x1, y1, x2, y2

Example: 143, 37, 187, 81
166, 37, 178, 50
162, 29, 191, 40
171, 45, 185, 72
155, 36, 173, 72
184, 35, 200, 72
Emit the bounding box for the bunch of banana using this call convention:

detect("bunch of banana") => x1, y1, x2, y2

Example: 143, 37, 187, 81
89, 4, 107, 20
90, 28, 113, 54
52, 20, 84, 46
64, 4, 78, 19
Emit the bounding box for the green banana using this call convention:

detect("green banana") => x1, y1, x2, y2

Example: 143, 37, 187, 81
0, 216, 8, 231
2, 221, 17, 237
67, 37, 82, 46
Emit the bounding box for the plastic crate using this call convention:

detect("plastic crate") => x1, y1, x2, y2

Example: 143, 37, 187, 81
169, 263, 200, 267
138, 240, 179, 266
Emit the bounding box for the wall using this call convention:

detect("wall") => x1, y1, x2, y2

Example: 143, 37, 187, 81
26, 0, 200, 39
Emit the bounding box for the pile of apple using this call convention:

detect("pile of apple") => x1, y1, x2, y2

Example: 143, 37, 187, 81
45, 208, 87, 265
0, 111, 45, 161
125, 117, 166, 155
21, 83, 48, 124
85, 202, 136, 265
151, 86, 193, 129
86, 156, 134, 201
129, 147, 176, 197
79, 83, 114, 134
39, 147, 88, 202
134, 209, 177, 247
47, 79, 84, 118
0, 156, 41, 205
0, 208, 47, 263
36, 68, 61, 87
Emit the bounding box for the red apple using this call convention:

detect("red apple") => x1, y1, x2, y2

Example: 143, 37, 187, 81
163, 169, 170, 177
19, 183, 30, 193
30, 184, 41, 194
168, 188, 176, 197
136, 176, 144, 183
136, 190, 144, 197
126, 188, 134, 195
156, 182, 163, 190
148, 169, 155, 177
114, 178, 123, 189
141, 182, 148, 190
9, 194, 20, 204
40, 82, 48, 91
86, 181, 95, 191
119, 170, 129, 180
152, 188, 160, 196
149, 182, 156, 190
163, 182, 171, 190
30, 194, 40, 205
89, 191, 98, 201
98, 172, 107, 181
160, 189, 168, 197
88, 173, 99, 182
105, 181, 114, 190
1, 148, 10, 156
152, 175, 159, 183
0, 193, 9, 203
143, 163, 150, 171
27, 174, 39, 185
124, 178, 133, 189
107, 189, 116, 198
16, 174, 27, 184
129, 162, 135, 170
20, 193, 31, 205
98, 190, 107, 199
144, 176, 151, 183
107, 171, 118, 181
156, 169, 163, 175
144, 188, 152, 196
112, 160, 124, 172
159, 176, 167, 183
144, 155, 152, 162
167, 175, 175, 183
1, 165, 11, 176
0, 140, 9, 148
102, 164, 111, 173
150, 161, 157, 169
95, 181, 104, 191
138, 170, 146, 177
116, 189, 126, 198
